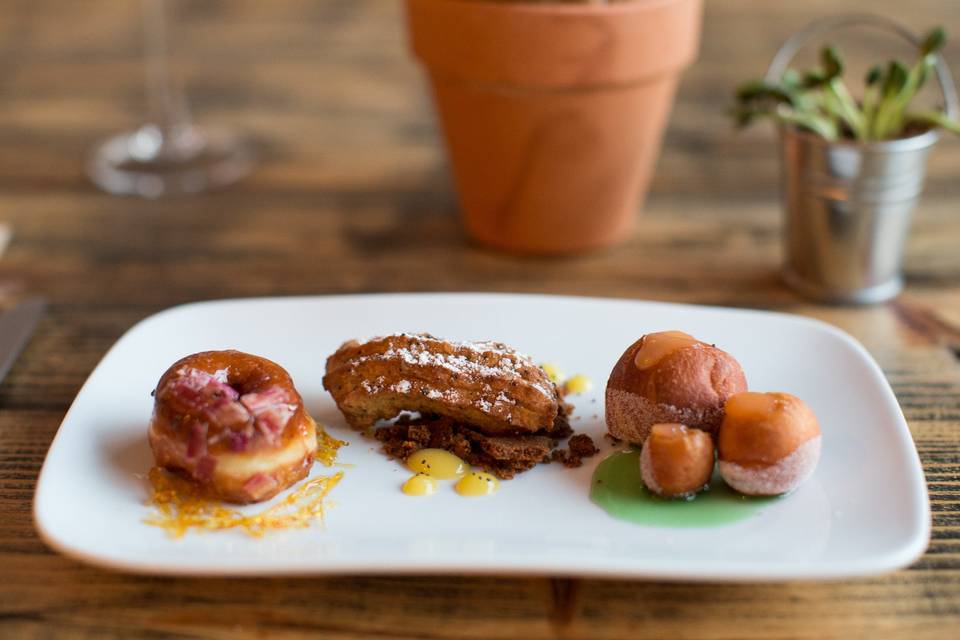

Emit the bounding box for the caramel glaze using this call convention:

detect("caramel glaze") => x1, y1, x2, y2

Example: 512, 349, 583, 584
605, 332, 747, 442
611, 332, 741, 409
633, 331, 700, 370
149, 350, 318, 504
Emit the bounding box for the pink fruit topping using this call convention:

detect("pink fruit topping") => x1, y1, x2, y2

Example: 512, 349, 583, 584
240, 386, 297, 443
242, 472, 280, 501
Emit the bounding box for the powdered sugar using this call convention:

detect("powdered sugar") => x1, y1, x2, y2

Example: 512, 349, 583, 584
361, 376, 386, 393
352, 333, 555, 401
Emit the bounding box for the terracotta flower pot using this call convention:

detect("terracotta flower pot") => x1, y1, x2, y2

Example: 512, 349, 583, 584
404, 0, 703, 254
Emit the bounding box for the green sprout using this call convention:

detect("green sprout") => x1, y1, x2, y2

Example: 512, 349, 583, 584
733, 26, 960, 141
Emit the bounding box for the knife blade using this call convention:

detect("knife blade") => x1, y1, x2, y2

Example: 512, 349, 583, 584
0, 297, 46, 385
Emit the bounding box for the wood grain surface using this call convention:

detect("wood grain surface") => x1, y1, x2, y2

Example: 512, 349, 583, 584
1, 0, 959, 638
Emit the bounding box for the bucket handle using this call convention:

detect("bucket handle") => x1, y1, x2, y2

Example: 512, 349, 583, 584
764, 13, 959, 120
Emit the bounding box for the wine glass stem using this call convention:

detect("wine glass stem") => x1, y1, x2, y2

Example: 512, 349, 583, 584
143, 0, 191, 135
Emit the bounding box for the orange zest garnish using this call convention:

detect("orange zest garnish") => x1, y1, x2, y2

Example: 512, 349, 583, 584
144, 467, 343, 539
144, 421, 347, 538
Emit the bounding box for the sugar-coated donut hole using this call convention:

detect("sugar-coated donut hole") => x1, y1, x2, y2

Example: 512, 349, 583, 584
640, 423, 715, 499
718, 391, 821, 496
605, 331, 748, 445
719, 436, 821, 496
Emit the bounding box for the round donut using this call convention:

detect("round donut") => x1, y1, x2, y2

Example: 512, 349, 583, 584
639, 423, 715, 499
148, 350, 317, 504
605, 331, 747, 445
717, 391, 821, 496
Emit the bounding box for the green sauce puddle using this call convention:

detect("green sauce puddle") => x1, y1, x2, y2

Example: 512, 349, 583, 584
590, 450, 776, 527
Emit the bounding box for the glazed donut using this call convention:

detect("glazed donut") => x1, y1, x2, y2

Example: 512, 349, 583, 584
148, 350, 317, 504
605, 331, 747, 445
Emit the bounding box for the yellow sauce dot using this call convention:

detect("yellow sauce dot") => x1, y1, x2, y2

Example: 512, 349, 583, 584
563, 374, 593, 395
540, 363, 565, 384
402, 473, 438, 496
406, 448, 468, 480
455, 471, 500, 497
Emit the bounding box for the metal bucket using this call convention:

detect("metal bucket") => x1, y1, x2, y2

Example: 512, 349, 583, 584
766, 15, 959, 304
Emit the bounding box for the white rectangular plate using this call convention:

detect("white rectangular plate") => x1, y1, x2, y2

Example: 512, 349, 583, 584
34, 294, 929, 580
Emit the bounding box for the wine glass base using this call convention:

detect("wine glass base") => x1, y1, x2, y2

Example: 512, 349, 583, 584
87, 126, 255, 198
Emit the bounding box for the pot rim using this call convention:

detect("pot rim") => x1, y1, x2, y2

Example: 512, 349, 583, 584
779, 122, 940, 152
411, 0, 692, 17
405, 0, 702, 89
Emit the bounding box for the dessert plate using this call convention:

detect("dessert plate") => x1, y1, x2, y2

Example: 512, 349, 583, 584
34, 294, 929, 580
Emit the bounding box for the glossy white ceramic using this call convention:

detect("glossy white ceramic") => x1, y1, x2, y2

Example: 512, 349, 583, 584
34, 294, 929, 579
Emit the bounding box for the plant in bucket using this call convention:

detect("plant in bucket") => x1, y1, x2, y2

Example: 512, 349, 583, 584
733, 15, 960, 304
403, 0, 703, 255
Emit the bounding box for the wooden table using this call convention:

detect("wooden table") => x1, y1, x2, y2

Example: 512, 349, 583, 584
2, 1, 958, 637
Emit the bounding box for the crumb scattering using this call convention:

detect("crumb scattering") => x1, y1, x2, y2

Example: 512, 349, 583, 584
375, 410, 598, 477
375, 415, 566, 480
548, 434, 600, 468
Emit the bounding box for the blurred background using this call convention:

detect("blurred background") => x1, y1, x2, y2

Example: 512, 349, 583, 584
1, 0, 957, 305
3, 3, 960, 637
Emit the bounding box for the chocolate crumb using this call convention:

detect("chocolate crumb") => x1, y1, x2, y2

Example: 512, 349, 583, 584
548, 433, 599, 468
374, 405, 573, 480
